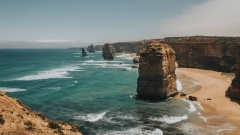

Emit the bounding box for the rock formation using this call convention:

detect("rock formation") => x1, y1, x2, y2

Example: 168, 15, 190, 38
226, 43, 240, 100
81, 48, 87, 57
0, 91, 82, 135
87, 44, 96, 53
102, 43, 116, 60
133, 56, 140, 63
137, 41, 178, 100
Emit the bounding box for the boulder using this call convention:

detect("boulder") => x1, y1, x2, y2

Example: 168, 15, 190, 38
189, 96, 197, 101
87, 44, 96, 53
133, 56, 140, 63
137, 41, 178, 100
81, 48, 87, 57
102, 43, 116, 60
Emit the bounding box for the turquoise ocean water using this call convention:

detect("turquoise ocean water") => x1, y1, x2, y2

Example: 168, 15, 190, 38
0, 49, 237, 134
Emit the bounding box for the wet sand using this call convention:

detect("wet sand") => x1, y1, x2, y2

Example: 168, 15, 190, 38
177, 68, 240, 134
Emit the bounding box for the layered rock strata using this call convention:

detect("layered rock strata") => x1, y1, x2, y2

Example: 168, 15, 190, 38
102, 43, 116, 60
226, 44, 240, 100
81, 48, 87, 57
137, 41, 178, 99
0, 91, 82, 135
87, 44, 96, 53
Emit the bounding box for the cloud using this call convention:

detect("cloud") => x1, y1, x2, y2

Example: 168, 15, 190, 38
160, 0, 240, 37
35, 39, 73, 43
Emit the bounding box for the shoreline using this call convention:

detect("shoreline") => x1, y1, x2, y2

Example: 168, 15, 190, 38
177, 68, 240, 134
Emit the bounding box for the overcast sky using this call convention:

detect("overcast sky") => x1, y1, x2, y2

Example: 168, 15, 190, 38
0, 0, 239, 48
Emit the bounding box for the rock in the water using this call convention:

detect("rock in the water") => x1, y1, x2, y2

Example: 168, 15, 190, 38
189, 96, 197, 101
102, 43, 116, 60
137, 41, 178, 100
131, 66, 138, 68
133, 56, 140, 63
87, 44, 96, 53
81, 48, 87, 57
226, 44, 240, 100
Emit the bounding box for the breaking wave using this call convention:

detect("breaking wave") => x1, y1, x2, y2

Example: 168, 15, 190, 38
0, 87, 26, 92
73, 112, 106, 122
149, 115, 188, 124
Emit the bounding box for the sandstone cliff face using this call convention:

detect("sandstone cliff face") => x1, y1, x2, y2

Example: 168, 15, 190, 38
164, 36, 240, 72
81, 48, 87, 57
102, 43, 116, 60
87, 44, 96, 53
0, 91, 82, 135
137, 41, 178, 99
226, 44, 240, 100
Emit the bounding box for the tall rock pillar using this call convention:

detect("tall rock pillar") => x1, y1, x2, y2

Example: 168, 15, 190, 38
102, 43, 116, 60
137, 41, 178, 100
226, 44, 240, 100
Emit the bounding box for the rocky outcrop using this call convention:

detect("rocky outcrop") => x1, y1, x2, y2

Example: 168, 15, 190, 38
133, 56, 140, 63
137, 41, 178, 100
226, 44, 240, 100
95, 45, 103, 51
0, 91, 82, 135
102, 43, 116, 60
81, 48, 87, 57
164, 36, 240, 72
87, 44, 96, 53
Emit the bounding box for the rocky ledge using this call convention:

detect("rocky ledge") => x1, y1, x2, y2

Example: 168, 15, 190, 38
102, 43, 116, 60
137, 41, 178, 100
0, 91, 82, 135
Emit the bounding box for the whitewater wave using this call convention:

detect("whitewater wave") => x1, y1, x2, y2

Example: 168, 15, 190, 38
98, 127, 163, 135
177, 80, 182, 91
182, 99, 197, 112
73, 112, 106, 122
149, 115, 188, 124
0, 87, 26, 92
116, 54, 134, 60
15, 66, 81, 81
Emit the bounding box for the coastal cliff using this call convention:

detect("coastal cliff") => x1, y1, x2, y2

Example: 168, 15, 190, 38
137, 41, 178, 99
87, 44, 96, 53
0, 91, 82, 135
226, 44, 240, 100
164, 36, 240, 72
102, 43, 116, 60
103, 36, 240, 72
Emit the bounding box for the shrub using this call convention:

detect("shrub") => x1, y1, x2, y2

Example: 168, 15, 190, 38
48, 121, 60, 129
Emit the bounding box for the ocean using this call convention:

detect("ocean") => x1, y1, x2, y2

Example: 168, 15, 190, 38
0, 49, 237, 135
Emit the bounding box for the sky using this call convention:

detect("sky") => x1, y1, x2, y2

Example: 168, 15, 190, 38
0, 0, 240, 48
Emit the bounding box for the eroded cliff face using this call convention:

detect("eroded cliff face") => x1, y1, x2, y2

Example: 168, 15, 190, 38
0, 91, 82, 135
87, 44, 96, 53
164, 36, 240, 72
102, 43, 116, 60
226, 44, 240, 100
81, 48, 87, 57
137, 41, 178, 100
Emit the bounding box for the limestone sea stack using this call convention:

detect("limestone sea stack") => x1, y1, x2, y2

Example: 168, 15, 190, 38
226, 44, 240, 100
137, 41, 178, 100
102, 43, 116, 60
81, 48, 87, 57
87, 44, 96, 53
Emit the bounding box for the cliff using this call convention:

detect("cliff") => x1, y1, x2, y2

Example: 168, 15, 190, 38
164, 36, 240, 72
137, 41, 178, 100
102, 43, 116, 60
81, 48, 87, 57
87, 44, 96, 53
0, 91, 82, 135
226, 44, 240, 100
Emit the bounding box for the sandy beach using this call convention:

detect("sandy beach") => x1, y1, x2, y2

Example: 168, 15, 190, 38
177, 68, 240, 134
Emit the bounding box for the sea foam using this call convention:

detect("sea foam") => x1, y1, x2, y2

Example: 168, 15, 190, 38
0, 87, 26, 92
182, 99, 197, 112
177, 80, 182, 91
98, 127, 163, 135
149, 115, 188, 124
15, 66, 81, 81
73, 112, 106, 122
